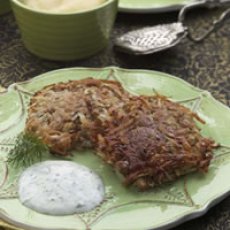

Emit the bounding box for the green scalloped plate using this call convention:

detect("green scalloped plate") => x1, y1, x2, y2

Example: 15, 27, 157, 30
119, 0, 194, 13
0, 67, 230, 230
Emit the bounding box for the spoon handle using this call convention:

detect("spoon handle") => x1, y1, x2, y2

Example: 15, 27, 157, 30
188, 8, 230, 42
178, 0, 230, 23
178, 0, 230, 42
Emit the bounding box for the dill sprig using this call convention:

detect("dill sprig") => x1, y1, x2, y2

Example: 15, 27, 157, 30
7, 132, 49, 168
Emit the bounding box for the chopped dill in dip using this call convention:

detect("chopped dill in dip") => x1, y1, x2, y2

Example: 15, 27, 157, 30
18, 161, 105, 215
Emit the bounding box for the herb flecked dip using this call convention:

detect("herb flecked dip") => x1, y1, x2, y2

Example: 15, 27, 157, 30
18, 161, 105, 215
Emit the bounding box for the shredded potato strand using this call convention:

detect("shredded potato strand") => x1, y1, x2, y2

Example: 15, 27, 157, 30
26, 79, 217, 190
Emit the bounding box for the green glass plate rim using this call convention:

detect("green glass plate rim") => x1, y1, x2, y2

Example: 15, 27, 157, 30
118, 0, 194, 13
0, 66, 229, 230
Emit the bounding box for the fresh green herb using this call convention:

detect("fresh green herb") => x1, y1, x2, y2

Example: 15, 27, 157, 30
7, 132, 49, 168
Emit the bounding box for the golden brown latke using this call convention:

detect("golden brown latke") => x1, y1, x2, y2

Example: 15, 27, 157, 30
26, 79, 217, 190
26, 78, 130, 155
96, 95, 217, 190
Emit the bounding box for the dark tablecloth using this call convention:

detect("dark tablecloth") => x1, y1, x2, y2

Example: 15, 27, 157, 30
0, 6, 230, 230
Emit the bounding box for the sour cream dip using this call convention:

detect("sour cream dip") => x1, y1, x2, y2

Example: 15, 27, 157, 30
18, 161, 105, 215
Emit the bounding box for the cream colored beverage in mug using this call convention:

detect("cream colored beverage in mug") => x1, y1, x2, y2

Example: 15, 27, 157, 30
21, 0, 106, 13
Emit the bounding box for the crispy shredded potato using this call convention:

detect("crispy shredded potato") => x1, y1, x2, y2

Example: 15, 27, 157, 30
96, 95, 217, 190
26, 79, 217, 190
26, 78, 130, 155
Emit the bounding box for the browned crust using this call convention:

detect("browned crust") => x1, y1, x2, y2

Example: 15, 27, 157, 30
96, 95, 217, 190
26, 79, 217, 190
26, 78, 130, 155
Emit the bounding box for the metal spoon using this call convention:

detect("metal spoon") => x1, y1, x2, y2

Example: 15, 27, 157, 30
115, 0, 230, 55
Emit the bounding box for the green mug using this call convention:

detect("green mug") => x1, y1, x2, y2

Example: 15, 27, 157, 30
0, 0, 11, 15
10, 0, 118, 61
